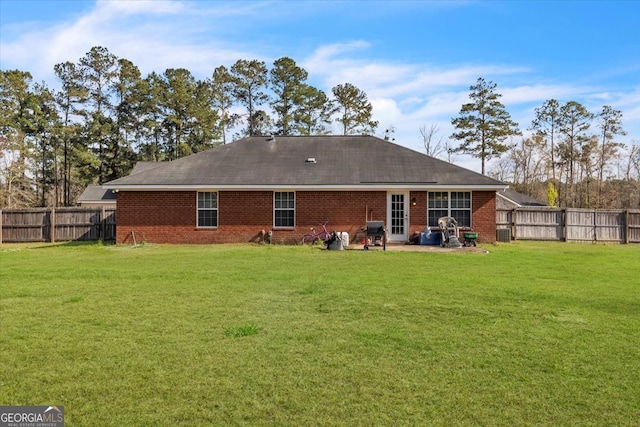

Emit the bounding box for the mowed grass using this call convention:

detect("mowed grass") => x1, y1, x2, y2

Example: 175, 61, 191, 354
1, 241, 639, 426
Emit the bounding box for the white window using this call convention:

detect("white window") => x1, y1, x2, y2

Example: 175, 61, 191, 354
428, 191, 471, 227
197, 192, 218, 227
274, 192, 295, 228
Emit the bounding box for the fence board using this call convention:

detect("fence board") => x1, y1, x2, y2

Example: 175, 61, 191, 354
628, 211, 640, 243
104, 208, 116, 240
515, 209, 564, 240
566, 210, 596, 242
55, 209, 101, 240
0, 209, 49, 242
595, 211, 625, 242
496, 209, 511, 230
1, 207, 116, 243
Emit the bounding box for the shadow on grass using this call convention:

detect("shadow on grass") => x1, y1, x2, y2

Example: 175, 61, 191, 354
25, 240, 116, 249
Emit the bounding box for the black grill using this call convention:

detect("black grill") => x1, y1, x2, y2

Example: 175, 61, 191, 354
364, 221, 386, 250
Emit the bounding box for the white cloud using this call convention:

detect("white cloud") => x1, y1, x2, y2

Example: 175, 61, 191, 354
94, 0, 185, 16
409, 91, 469, 119
0, 0, 263, 83
611, 87, 640, 138
371, 97, 402, 125
305, 41, 371, 63
501, 84, 590, 106
305, 42, 532, 102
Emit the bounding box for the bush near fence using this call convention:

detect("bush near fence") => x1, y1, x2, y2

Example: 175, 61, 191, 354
497, 208, 640, 243
0, 207, 116, 243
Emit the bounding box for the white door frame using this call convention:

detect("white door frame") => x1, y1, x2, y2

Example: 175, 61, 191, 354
387, 192, 409, 242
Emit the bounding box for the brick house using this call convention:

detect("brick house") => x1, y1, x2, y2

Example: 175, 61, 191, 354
103, 135, 507, 245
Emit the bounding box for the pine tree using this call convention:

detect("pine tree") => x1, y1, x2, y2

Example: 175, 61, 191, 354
78, 46, 118, 183
556, 101, 594, 207
293, 84, 335, 135
0, 70, 44, 207
54, 61, 87, 205
230, 59, 269, 136
530, 99, 561, 182
269, 57, 308, 136
596, 106, 625, 207
209, 66, 238, 144
332, 83, 378, 135
451, 78, 520, 175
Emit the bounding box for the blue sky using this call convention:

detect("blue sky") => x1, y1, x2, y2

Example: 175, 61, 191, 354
1, 0, 639, 172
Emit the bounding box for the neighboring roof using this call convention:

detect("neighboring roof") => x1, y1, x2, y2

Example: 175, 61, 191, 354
77, 185, 117, 203
104, 135, 507, 190
498, 189, 548, 207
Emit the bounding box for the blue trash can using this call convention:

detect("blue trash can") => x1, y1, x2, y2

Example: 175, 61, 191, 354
419, 231, 442, 245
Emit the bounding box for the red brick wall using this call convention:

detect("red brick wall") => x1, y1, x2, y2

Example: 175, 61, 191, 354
116, 190, 386, 244
296, 191, 386, 234
406, 190, 496, 243
116, 190, 496, 244
116, 191, 197, 244
409, 191, 428, 237
472, 191, 497, 243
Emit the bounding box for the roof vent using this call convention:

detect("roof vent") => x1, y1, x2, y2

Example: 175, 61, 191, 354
305, 157, 317, 163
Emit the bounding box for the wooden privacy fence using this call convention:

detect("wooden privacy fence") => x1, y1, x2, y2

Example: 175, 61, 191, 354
0, 207, 116, 243
497, 208, 640, 243
3, 206, 639, 244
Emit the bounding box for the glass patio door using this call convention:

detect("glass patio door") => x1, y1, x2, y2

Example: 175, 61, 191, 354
387, 193, 409, 242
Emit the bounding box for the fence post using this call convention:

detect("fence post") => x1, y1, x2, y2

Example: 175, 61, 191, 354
50, 208, 56, 243
0, 209, 3, 245
625, 210, 629, 244
101, 206, 106, 240
511, 208, 517, 240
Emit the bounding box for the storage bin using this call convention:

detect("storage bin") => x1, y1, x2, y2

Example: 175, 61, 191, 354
419, 231, 442, 245
337, 232, 349, 248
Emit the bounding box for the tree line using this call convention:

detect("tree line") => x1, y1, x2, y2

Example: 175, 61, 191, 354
446, 78, 638, 209
1, 47, 638, 210
0, 46, 378, 207
502, 99, 638, 209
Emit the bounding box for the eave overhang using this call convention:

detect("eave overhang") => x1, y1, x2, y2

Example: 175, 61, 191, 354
103, 183, 508, 191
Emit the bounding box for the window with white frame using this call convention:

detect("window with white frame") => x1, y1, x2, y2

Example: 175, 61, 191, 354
274, 191, 295, 228
428, 191, 471, 227
197, 192, 218, 227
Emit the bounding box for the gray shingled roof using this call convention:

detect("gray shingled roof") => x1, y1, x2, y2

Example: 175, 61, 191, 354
130, 161, 164, 175
498, 189, 548, 206
104, 135, 506, 189
77, 185, 117, 203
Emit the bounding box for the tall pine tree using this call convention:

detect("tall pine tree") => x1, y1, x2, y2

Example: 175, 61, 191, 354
451, 77, 520, 175
332, 83, 378, 135
269, 57, 308, 136
230, 60, 269, 136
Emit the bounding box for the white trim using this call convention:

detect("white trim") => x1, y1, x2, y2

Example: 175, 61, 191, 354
78, 202, 117, 207
104, 184, 507, 191
428, 191, 473, 228
273, 191, 296, 229
387, 192, 409, 242
196, 191, 218, 228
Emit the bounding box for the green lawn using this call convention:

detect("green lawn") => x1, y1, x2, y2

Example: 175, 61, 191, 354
1, 241, 639, 426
